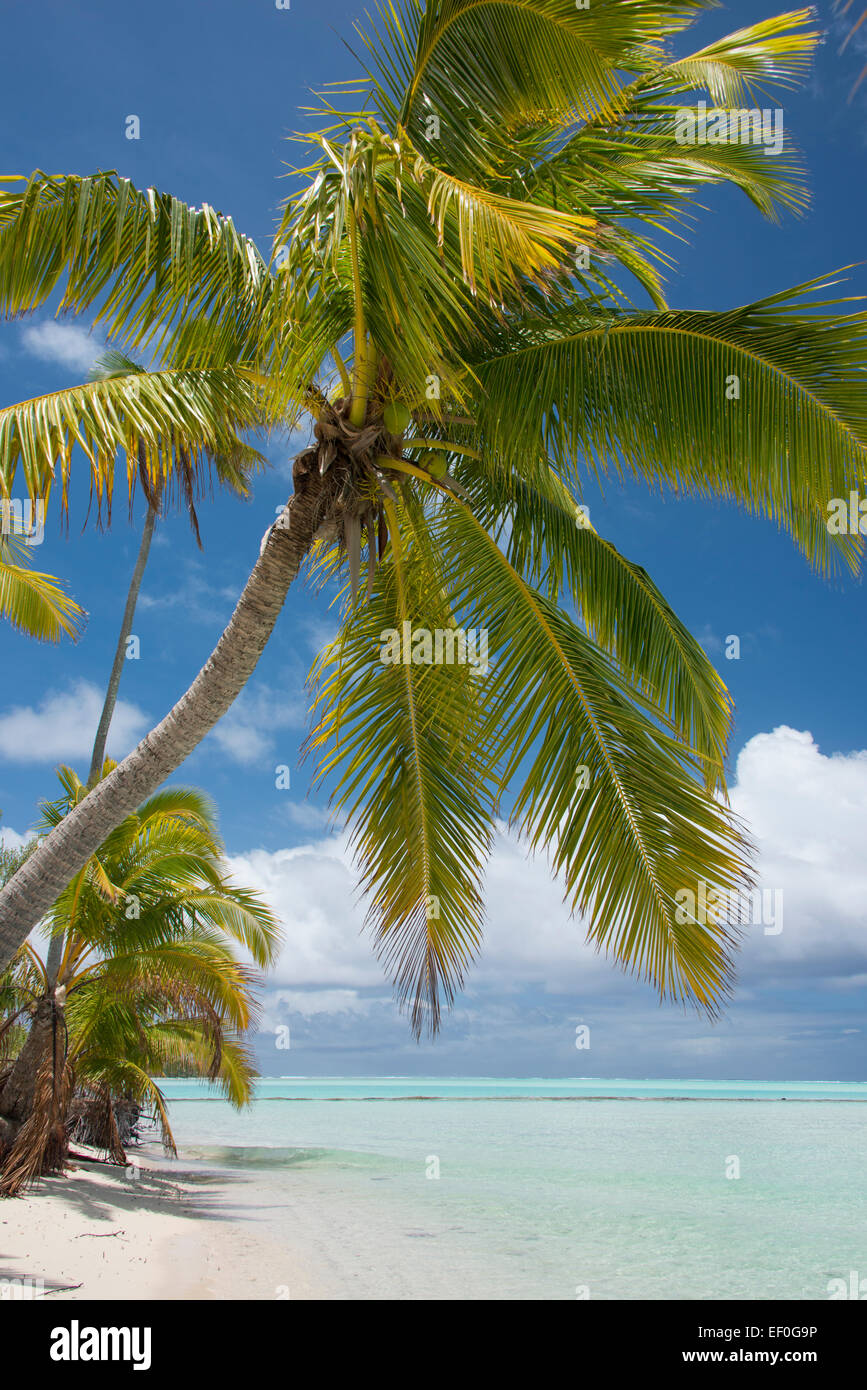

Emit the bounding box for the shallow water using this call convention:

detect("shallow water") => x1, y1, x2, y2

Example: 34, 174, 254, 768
155, 1079, 867, 1300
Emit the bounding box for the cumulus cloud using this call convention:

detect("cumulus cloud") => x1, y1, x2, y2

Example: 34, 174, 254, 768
0, 680, 149, 763
729, 727, 867, 978
225, 838, 381, 989
0, 824, 28, 851
20, 322, 101, 373
206, 684, 306, 767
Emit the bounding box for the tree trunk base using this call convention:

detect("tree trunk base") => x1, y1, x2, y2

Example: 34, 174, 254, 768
0, 1113, 19, 1152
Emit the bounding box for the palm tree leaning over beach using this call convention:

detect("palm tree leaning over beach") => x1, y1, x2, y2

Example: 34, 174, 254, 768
0, 2, 866, 1033
1, 347, 267, 1170
40, 347, 265, 993
0, 769, 280, 1194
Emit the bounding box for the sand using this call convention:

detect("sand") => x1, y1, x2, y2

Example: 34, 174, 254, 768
0, 1151, 322, 1300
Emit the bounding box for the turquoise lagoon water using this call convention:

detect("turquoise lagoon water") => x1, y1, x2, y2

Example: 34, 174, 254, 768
159, 1075, 867, 1102
158, 1078, 867, 1300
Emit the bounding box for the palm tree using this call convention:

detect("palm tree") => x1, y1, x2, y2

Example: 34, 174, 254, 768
40, 348, 265, 992
0, 3, 865, 1034
0, 767, 280, 1194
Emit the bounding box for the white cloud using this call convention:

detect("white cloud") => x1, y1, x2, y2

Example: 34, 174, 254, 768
138, 563, 239, 622
281, 802, 337, 832
225, 838, 381, 989
266, 988, 381, 1021
728, 726, 867, 975
0, 680, 149, 764
0, 824, 28, 851
20, 322, 101, 373
207, 684, 305, 767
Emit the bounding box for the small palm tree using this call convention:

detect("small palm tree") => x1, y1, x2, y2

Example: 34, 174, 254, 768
0, 2, 865, 1033
0, 767, 280, 1194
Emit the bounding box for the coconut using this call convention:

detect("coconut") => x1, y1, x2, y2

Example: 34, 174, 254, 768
383, 400, 411, 435
426, 452, 448, 478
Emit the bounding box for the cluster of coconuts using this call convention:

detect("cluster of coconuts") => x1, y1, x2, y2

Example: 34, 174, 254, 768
383, 399, 448, 479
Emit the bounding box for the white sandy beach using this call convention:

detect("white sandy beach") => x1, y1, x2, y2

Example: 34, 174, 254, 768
0, 1152, 321, 1301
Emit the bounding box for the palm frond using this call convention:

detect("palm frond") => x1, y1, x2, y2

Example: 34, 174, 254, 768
307, 490, 493, 1035
466, 463, 733, 787
0, 535, 84, 641
656, 8, 818, 104
0, 363, 267, 522
435, 499, 752, 1010
0, 172, 272, 362
470, 278, 867, 575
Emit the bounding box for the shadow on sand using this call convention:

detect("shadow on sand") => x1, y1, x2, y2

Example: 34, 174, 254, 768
0, 1153, 251, 1297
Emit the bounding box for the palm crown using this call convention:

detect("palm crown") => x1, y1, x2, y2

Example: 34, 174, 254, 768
1, 1, 865, 1034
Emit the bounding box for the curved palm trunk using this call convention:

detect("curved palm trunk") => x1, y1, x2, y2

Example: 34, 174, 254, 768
0, 997, 56, 1124
0, 995, 55, 1123
0, 455, 326, 970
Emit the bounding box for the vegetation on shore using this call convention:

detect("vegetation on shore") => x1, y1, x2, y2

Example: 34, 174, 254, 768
0, 771, 280, 1195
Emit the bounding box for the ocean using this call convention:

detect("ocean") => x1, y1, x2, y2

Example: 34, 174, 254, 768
156, 1078, 867, 1300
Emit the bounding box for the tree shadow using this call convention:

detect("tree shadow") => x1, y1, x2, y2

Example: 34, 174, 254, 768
0, 1155, 253, 1296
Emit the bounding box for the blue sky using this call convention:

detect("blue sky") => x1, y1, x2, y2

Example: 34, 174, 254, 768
1, 0, 866, 1080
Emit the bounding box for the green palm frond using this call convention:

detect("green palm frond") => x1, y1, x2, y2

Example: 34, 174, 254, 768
490, 11, 818, 253
307, 492, 494, 1036
466, 464, 733, 788
82, 937, 257, 1033
529, 104, 808, 228
0, 362, 267, 521
655, 7, 819, 104
469, 278, 867, 575
178, 889, 281, 969
0, 172, 273, 361
0, 534, 84, 641
434, 499, 752, 1010
385, 0, 685, 147
412, 148, 597, 299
